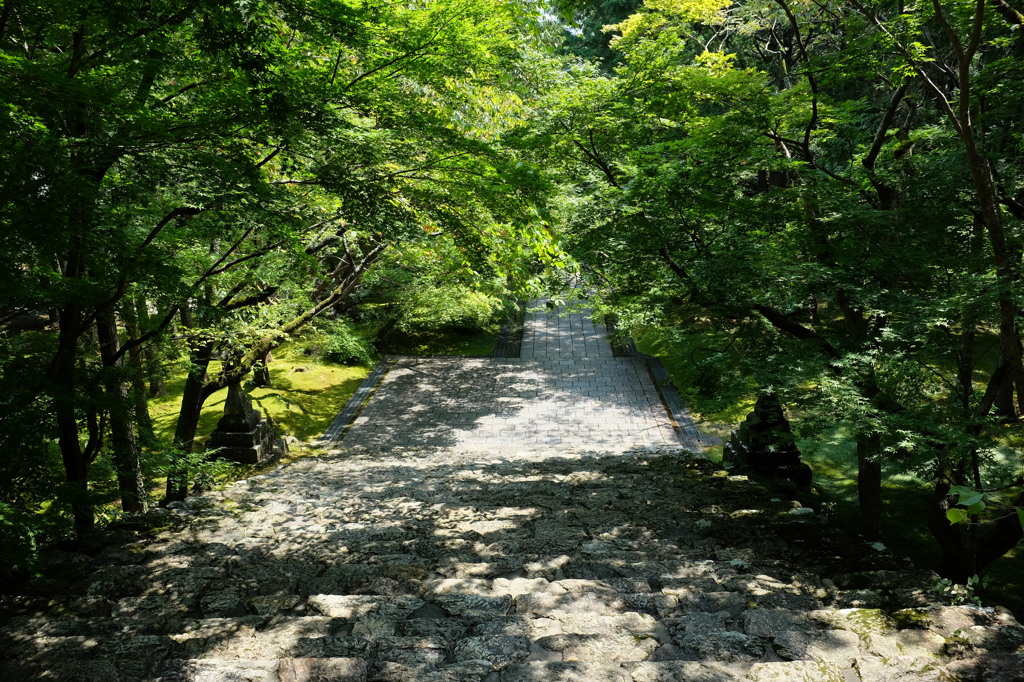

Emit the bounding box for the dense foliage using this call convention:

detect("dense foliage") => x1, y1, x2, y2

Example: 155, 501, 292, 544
527, 0, 1024, 581
0, 0, 559, 573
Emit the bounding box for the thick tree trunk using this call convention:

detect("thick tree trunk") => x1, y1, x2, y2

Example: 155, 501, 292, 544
928, 481, 977, 583
994, 371, 1016, 420
928, 479, 1023, 583
857, 431, 883, 541
51, 307, 94, 536
165, 344, 214, 502
975, 488, 1024, 570
97, 312, 148, 514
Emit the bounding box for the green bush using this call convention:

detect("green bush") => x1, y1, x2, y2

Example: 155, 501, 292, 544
0, 502, 60, 580
401, 285, 505, 332
312, 317, 376, 365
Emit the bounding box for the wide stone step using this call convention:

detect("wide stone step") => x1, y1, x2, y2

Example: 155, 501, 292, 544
0, 658, 123, 682
5, 645, 1015, 682
8, 597, 1020, 675
0, 616, 354, 666
498, 660, 751, 681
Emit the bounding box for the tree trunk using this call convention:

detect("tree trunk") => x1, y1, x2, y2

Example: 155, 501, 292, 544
928, 477, 1023, 583
149, 364, 166, 397
165, 343, 214, 502
960, 130, 1024, 415
134, 297, 167, 397
975, 488, 1024, 571
857, 431, 883, 541
96, 312, 148, 514
940, 0, 1024, 416
928, 481, 977, 583
956, 325, 975, 414
122, 299, 156, 444
51, 306, 94, 536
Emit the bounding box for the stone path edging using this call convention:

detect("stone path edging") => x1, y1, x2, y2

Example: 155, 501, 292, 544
492, 301, 525, 359
619, 342, 711, 452
319, 358, 395, 442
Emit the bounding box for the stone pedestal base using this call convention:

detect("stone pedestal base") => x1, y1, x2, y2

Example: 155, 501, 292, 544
208, 421, 286, 464
207, 418, 286, 465
206, 382, 287, 465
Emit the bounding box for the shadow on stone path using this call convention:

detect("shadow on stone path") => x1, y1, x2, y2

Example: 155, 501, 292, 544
2, 301, 1023, 680
2, 446, 1023, 680
339, 357, 677, 450
330, 300, 689, 451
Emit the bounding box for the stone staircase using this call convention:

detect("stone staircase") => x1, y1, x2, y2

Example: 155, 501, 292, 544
2, 446, 1023, 681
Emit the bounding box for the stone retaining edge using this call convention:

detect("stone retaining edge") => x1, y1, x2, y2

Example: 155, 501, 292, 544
318, 357, 395, 442
606, 318, 715, 454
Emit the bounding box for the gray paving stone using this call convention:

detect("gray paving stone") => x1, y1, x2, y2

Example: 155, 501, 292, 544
10, 302, 1024, 682
8, 443, 1024, 681
332, 300, 687, 451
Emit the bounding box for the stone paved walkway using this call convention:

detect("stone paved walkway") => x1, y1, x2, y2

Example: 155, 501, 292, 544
333, 301, 684, 451
3, 448, 1022, 681
3, 302, 1023, 681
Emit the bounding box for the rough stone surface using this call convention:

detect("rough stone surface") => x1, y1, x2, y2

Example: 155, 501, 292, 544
3, 300, 1022, 680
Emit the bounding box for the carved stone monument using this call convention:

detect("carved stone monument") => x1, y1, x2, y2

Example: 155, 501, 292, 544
723, 392, 812, 488
207, 382, 286, 464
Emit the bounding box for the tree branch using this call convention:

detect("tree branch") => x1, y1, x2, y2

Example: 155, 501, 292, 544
139, 206, 205, 251
863, 82, 911, 171
222, 287, 279, 311
0, 0, 16, 46
660, 248, 841, 358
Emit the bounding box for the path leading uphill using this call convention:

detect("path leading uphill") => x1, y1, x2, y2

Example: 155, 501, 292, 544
1, 304, 1022, 681
326, 301, 694, 451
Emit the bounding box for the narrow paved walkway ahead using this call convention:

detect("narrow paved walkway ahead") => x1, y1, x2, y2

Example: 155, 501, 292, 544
335, 301, 683, 451
3, 303, 1023, 681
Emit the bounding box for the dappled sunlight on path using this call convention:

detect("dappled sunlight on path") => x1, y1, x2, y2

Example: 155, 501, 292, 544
3, 446, 1023, 680
2, 300, 1023, 680
333, 300, 687, 451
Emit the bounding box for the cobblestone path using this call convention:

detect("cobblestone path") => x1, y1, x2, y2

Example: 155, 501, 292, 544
328, 301, 687, 451
4, 449, 1022, 681
2, 304, 1023, 680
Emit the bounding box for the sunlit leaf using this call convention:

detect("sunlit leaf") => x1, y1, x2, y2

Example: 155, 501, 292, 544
946, 509, 969, 525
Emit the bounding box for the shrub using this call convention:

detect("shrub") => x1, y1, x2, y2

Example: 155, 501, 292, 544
310, 317, 376, 365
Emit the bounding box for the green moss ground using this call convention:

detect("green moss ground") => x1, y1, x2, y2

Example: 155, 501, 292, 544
377, 327, 497, 357
149, 325, 496, 449
633, 328, 755, 443
149, 351, 371, 447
